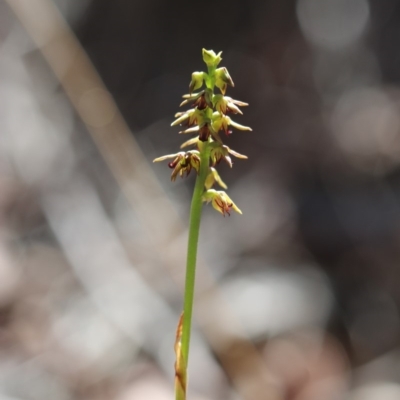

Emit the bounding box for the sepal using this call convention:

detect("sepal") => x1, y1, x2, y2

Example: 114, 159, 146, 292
205, 167, 227, 190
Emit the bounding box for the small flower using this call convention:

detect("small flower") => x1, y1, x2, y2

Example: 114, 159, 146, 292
179, 121, 217, 143
205, 167, 227, 190
211, 112, 230, 134
209, 143, 248, 167
172, 108, 210, 128
171, 108, 197, 127
215, 67, 234, 94
213, 95, 248, 115
202, 49, 222, 68
177, 111, 222, 143
212, 112, 252, 135
153, 151, 200, 181
180, 90, 213, 109
202, 189, 242, 216
189, 72, 205, 94
180, 91, 204, 107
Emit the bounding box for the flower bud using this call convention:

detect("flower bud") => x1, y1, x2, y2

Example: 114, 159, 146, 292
215, 67, 234, 94
202, 49, 223, 68
189, 72, 205, 94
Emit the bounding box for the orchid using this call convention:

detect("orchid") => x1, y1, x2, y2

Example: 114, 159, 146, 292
153, 49, 251, 400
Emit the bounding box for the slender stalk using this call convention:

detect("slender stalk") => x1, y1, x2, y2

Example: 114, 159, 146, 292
181, 142, 210, 366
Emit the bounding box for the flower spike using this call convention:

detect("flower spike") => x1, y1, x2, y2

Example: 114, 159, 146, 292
153, 49, 251, 400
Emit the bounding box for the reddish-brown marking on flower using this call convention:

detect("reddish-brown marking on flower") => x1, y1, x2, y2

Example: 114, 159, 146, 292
214, 197, 233, 216
199, 123, 211, 142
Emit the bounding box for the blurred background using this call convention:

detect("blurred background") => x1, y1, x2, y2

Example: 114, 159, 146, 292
1, 0, 400, 399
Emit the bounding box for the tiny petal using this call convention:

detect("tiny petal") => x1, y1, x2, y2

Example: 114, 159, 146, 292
171, 110, 193, 126
204, 173, 214, 191
210, 127, 223, 144
180, 137, 199, 148
226, 102, 243, 115
153, 152, 184, 163
211, 168, 227, 189
227, 147, 248, 159
228, 97, 249, 107
228, 117, 252, 131
223, 154, 232, 168
205, 167, 228, 190
179, 126, 199, 134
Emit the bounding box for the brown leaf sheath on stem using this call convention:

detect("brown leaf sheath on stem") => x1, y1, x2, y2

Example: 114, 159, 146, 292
174, 313, 187, 400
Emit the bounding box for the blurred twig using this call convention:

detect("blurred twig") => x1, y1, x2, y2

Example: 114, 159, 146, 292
5, 1, 280, 398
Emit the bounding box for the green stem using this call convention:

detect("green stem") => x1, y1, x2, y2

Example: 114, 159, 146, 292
181, 142, 210, 367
